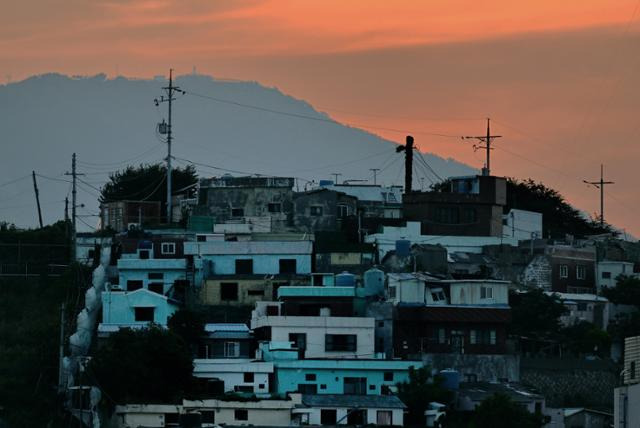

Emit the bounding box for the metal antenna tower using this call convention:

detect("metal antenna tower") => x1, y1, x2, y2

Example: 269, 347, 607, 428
463, 118, 502, 176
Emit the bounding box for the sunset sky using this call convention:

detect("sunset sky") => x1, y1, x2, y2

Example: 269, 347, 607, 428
2, 0, 639, 236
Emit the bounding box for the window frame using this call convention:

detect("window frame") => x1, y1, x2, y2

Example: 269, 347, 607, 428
234, 409, 248, 421
559, 264, 569, 279
235, 259, 254, 275
576, 265, 586, 280
134, 307, 154, 322
310, 205, 323, 216
160, 242, 176, 255
325, 334, 357, 352
220, 282, 239, 301
224, 341, 240, 358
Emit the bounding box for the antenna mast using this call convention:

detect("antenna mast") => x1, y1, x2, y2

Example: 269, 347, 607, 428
583, 164, 614, 226
463, 118, 502, 176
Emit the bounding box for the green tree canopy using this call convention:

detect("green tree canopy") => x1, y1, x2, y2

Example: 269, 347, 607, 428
88, 326, 193, 405
168, 308, 206, 350
560, 321, 611, 357
602, 275, 640, 341
470, 393, 547, 428
431, 178, 613, 238
99, 163, 197, 207
396, 366, 452, 426
509, 289, 568, 340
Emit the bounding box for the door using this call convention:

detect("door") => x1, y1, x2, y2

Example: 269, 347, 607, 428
451, 330, 465, 354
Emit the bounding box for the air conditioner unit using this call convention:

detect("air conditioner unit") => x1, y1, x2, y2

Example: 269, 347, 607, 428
128, 223, 140, 231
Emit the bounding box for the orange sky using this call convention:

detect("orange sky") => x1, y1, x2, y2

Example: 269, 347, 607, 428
2, 0, 639, 236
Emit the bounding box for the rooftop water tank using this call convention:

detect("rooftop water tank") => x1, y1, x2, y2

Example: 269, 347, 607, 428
395, 239, 411, 258
363, 267, 385, 296
335, 271, 356, 287
439, 369, 460, 391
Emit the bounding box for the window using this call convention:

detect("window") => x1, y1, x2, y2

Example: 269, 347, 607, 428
235, 259, 254, 274
148, 272, 164, 280
369, 384, 376, 390
321, 409, 337, 425
201, 411, 215, 424
279, 259, 297, 274
377, 410, 393, 426
313, 275, 324, 286
378, 321, 385, 328
577, 302, 588, 311
462, 208, 477, 223
258, 384, 265, 389
325, 334, 357, 352
244, 372, 254, 383
431, 291, 446, 302
472, 329, 497, 345
305, 374, 316, 381
602, 271, 612, 279
490, 330, 496, 345
247, 289, 264, 296
577, 265, 586, 280
384, 372, 394, 382
165, 413, 180, 426
310, 206, 323, 216
480, 286, 493, 299
631, 361, 636, 380
337, 204, 349, 218
437, 328, 446, 344
231, 208, 244, 218
320, 384, 327, 390
197, 235, 207, 242
148, 282, 164, 295
470, 330, 477, 345
224, 341, 240, 358
126, 280, 143, 291
161, 242, 175, 255
234, 410, 248, 421
268, 203, 282, 213
134, 307, 154, 322
298, 384, 318, 394
343, 377, 367, 395
139, 250, 150, 259
434, 206, 460, 224
559, 264, 569, 278
220, 282, 238, 301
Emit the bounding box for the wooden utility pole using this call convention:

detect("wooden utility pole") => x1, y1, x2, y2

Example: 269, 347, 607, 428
583, 164, 614, 226
463, 118, 502, 176
65, 153, 84, 261
155, 69, 183, 224
396, 135, 414, 192
31, 171, 43, 228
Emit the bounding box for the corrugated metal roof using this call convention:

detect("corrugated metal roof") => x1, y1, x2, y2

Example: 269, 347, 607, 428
301, 394, 407, 409
185, 240, 313, 255
205, 323, 249, 332
320, 184, 402, 204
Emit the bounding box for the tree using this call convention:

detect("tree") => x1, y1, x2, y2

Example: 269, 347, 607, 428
88, 326, 193, 405
396, 367, 452, 426
509, 289, 567, 339
471, 393, 547, 428
430, 178, 614, 238
601, 275, 640, 307
168, 308, 206, 351
560, 321, 611, 358
99, 163, 197, 220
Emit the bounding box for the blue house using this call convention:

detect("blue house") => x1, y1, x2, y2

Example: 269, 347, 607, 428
98, 288, 179, 337
259, 342, 419, 395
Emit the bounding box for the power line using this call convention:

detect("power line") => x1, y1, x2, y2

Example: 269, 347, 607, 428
77, 144, 162, 168
184, 89, 462, 139
0, 174, 31, 188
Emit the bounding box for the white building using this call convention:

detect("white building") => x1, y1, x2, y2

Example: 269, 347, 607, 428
365, 221, 518, 260
597, 260, 637, 291
75, 234, 111, 266
251, 302, 375, 359
294, 394, 406, 426
614, 336, 640, 428
546, 292, 610, 330
192, 359, 274, 395
502, 209, 542, 241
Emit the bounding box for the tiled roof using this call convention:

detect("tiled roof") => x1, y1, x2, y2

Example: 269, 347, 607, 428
301, 394, 407, 409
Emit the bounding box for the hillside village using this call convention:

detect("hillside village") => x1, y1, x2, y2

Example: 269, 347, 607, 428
39, 156, 639, 428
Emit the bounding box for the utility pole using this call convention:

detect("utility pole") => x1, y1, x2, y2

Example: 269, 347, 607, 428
369, 168, 380, 185
395, 135, 414, 193
31, 171, 43, 228
331, 173, 342, 184
65, 153, 84, 261
155, 69, 184, 224
583, 164, 614, 226
463, 118, 502, 176
58, 303, 65, 393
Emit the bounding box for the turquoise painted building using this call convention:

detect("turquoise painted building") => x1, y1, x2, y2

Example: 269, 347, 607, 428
117, 256, 187, 295
259, 342, 420, 395
99, 288, 179, 337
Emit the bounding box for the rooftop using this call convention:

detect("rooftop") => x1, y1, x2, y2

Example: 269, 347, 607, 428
459, 382, 543, 403
301, 394, 407, 409
277, 286, 356, 299
184, 240, 312, 255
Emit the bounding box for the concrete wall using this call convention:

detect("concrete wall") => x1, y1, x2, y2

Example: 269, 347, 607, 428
201, 278, 275, 305
597, 261, 636, 291
304, 407, 404, 426
253, 316, 375, 359
193, 359, 273, 394
204, 253, 311, 275
422, 353, 520, 382
503, 209, 543, 241
614, 382, 640, 428
523, 255, 552, 289
275, 363, 415, 395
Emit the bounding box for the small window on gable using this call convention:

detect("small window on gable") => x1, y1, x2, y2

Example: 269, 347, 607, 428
134, 307, 154, 322
244, 372, 254, 383
337, 204, 349, 218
